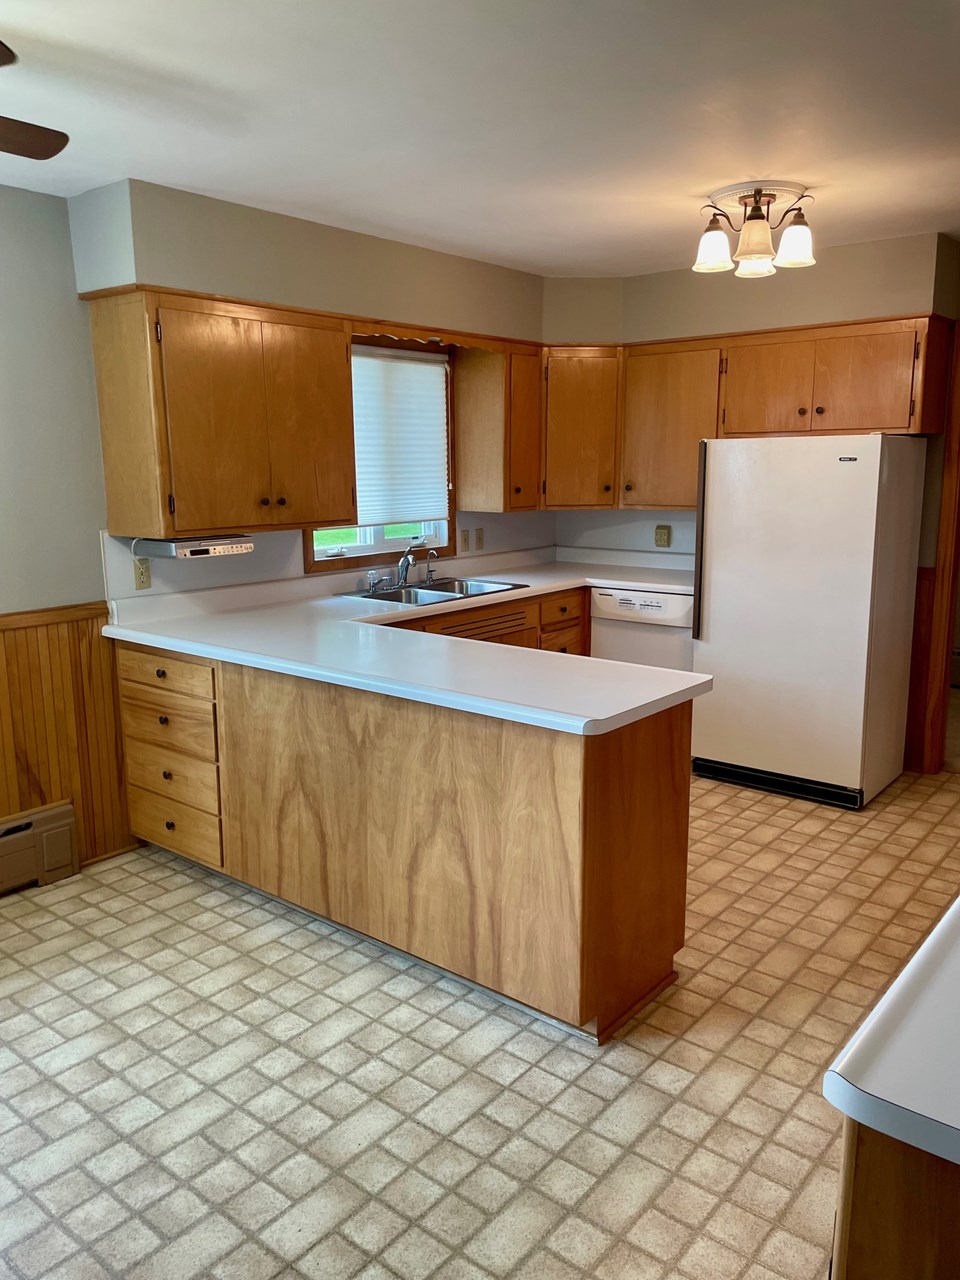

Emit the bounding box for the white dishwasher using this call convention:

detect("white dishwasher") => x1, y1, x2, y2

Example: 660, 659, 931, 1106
590, 587, 694, 670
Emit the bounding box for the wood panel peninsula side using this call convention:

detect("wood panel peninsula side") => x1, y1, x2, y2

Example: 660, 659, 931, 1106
217, 664, 692, 1043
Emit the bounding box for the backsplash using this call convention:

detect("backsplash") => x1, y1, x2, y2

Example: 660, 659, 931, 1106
556, 509, 697, 570
101, 511, 558, 603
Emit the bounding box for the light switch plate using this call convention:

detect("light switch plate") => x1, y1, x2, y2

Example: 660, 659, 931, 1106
654, 524, 672, 549
475, 528, 484, 551
460, 529, 470, 552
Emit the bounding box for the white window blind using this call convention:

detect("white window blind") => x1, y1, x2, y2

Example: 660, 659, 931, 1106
352, 348, 450, 525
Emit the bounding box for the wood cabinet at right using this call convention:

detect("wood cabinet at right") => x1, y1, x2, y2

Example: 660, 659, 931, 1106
719, 319, 949, 437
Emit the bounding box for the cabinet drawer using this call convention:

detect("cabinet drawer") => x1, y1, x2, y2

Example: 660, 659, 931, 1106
540, 590, 583, 629
125, 739, 220, 815
128, 786, 222, 867
118, 647, 215, 700
539, 624, 584, 654
120, 685, 217, 760
495, 627, 539, 648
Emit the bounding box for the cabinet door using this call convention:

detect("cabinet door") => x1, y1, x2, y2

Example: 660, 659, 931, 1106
622, 350, 720, 508
159, 308, 271, 531
812, 332, 916, 433
722, 342, 816, 434
495, 627, 539, 648
544, 351, 620, 506
262, 322, 357, 526
507, 353, 542, 511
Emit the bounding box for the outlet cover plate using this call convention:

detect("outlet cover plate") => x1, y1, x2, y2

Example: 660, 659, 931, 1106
654, 524, 672, 549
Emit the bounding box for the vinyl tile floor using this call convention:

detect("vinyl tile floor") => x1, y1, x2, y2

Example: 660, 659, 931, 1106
1, 771, 959, 1280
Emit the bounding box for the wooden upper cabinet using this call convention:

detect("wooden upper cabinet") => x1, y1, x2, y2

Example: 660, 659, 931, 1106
722, 341, 816, 434
261, 322, 356, 526
508, 352, 542, 510
159, 307, 272, 531
621, 349, 720, 508
452, 345, 541, 513
811, 332, 916, 433
88, 291, 357, 538
544, 348, 621, 508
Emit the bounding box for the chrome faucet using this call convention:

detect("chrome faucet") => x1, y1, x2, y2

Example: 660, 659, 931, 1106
425, 549, 439, 583
397, 546, 418, 588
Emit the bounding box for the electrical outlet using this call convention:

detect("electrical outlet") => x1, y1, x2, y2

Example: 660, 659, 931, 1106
133, 558, 152, 590
475, 527, 484, 551
460, 528, 470, 552
654, 524, 672, 549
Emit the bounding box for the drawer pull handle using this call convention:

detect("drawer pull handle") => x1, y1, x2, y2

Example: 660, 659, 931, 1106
165, 820, 175, 831
560, 606, 568, 614
162, 770, 173, 780
155, 668, 166, 679
158, 715, 169, 725
514, 486, 522, 494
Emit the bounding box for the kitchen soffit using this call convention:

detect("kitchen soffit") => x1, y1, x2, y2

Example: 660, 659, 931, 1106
0, 0, 958, 276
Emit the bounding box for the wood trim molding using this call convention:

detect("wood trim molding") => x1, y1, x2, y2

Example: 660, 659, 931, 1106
0, 603, 131, 863
914, 328, 960, 772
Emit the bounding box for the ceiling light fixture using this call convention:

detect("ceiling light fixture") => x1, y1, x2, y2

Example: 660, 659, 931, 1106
692, 182, 815, 278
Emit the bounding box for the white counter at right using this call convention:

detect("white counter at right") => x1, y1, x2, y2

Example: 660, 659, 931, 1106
823, 890, 960, 1164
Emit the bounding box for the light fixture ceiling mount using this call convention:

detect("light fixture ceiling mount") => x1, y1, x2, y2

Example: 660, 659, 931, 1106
692, 181, 815, 278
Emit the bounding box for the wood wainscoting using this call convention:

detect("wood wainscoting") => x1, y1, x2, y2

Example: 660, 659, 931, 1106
0, 601, 132, 864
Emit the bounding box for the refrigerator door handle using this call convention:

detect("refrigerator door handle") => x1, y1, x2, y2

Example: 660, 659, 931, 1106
692, 439, 707, 641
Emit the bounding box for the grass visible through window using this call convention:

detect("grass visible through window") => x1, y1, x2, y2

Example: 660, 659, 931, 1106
313, 527, 361, 551
384, 522, 425, 540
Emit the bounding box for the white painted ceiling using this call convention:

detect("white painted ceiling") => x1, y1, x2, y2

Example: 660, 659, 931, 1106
0, 0, 958, 276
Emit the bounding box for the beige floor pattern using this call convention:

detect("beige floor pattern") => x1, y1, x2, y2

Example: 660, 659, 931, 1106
1, 770, 958, 1280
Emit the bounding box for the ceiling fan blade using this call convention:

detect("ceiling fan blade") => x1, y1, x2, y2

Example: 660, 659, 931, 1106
0, 115, 68, 159
0, 40, 16, 68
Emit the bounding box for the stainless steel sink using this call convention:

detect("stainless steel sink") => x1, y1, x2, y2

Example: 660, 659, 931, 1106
363, 586, 462, 605
428, 578, 527, 597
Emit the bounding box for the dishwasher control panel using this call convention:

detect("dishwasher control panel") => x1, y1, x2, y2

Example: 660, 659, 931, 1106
591, 588, 694, 628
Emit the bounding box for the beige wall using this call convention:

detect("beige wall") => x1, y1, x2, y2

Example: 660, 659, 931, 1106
541, 277, 624, 344
69, 181, 544, 341
539, 235, 943, 345
0, 185, 106, 613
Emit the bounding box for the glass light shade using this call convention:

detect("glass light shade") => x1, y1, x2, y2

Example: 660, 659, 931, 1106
773, 219, 815, 268
692, 225, 734, 272
734, 257, 777, 278
733, 214, 776, 261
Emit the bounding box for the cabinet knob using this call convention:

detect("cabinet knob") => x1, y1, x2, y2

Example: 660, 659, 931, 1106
276, 497, 287, 507
165, 820, 175, 831
797, 407, 807, 416
260, 497, 271, 506
603, 484, 612, 492
158, 715, 169, 725
624, 483, 634, 491
815, 406, 825, 415
155, 668, 166, 679
560, 606, 568, 614
560, 647, 568, 653
514, 486, 522, 494
162, 770, 173, 781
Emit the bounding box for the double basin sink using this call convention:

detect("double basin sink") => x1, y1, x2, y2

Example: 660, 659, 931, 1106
348, 577, 527, 606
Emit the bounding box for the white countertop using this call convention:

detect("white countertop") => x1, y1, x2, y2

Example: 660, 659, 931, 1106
104, 559, 711, 736
823, 891, 960, 1163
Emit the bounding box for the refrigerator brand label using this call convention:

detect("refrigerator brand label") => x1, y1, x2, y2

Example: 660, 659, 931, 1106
838, 456, 858, 462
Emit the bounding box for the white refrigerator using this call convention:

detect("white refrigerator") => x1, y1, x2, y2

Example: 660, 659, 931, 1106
691, 434, 925, 809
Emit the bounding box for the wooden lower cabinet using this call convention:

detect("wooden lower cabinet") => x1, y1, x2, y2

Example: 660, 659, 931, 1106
832, 1118, 960, 1279
117, 643, 223, 869
391, 589, 591, 655
218, 662, 692, 1037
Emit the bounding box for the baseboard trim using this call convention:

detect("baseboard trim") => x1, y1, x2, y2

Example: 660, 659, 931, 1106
692, 758, 865, 810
